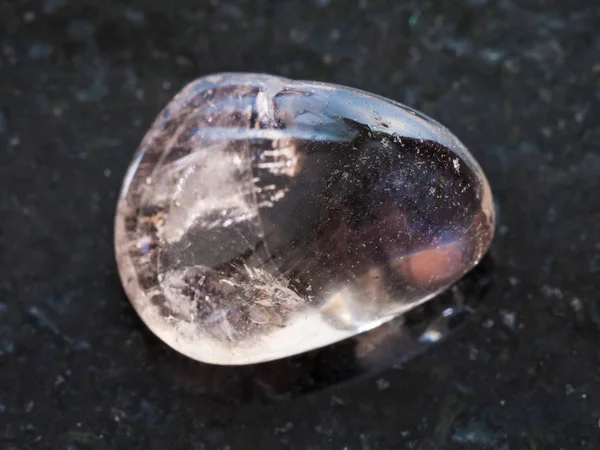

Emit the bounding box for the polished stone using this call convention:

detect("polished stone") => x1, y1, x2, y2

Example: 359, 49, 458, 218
114, 73, 495, 365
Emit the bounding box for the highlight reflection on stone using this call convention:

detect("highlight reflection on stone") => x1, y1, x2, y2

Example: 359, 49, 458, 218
115, 73, 495, 365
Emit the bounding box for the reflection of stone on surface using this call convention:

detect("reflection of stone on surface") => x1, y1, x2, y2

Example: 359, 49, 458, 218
353, 318, 408, 368
143, 256, 495, 401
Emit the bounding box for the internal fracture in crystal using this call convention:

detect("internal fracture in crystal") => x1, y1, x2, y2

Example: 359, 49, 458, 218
114, 73, 495, 365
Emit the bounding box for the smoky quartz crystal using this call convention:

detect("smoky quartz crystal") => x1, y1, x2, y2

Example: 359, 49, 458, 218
115, 73, 495, 365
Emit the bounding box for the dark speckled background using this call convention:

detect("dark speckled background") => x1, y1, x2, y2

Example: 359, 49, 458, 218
2, 0, 600, 448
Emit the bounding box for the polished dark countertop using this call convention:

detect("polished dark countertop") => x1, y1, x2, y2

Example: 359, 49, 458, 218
2, 0, 600, 448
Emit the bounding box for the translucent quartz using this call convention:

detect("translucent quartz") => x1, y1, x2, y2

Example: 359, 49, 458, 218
115, 73, 495, 365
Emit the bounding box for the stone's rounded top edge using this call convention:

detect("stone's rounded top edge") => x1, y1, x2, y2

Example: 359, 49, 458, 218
123, 72, 489, 204
186, 73, 421, 115
185, 72, 292, 91
176, 72, 472, 156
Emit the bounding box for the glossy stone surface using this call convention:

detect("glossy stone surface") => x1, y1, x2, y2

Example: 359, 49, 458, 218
114, 73, 494, 365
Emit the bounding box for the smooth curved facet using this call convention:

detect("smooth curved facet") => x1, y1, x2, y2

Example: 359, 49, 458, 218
115, 73, 495, 365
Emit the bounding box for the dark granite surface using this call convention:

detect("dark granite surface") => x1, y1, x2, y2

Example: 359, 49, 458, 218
2, 0, 600, 448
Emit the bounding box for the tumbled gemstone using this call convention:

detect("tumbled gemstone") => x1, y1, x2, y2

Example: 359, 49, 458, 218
115, 73, 495, 365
